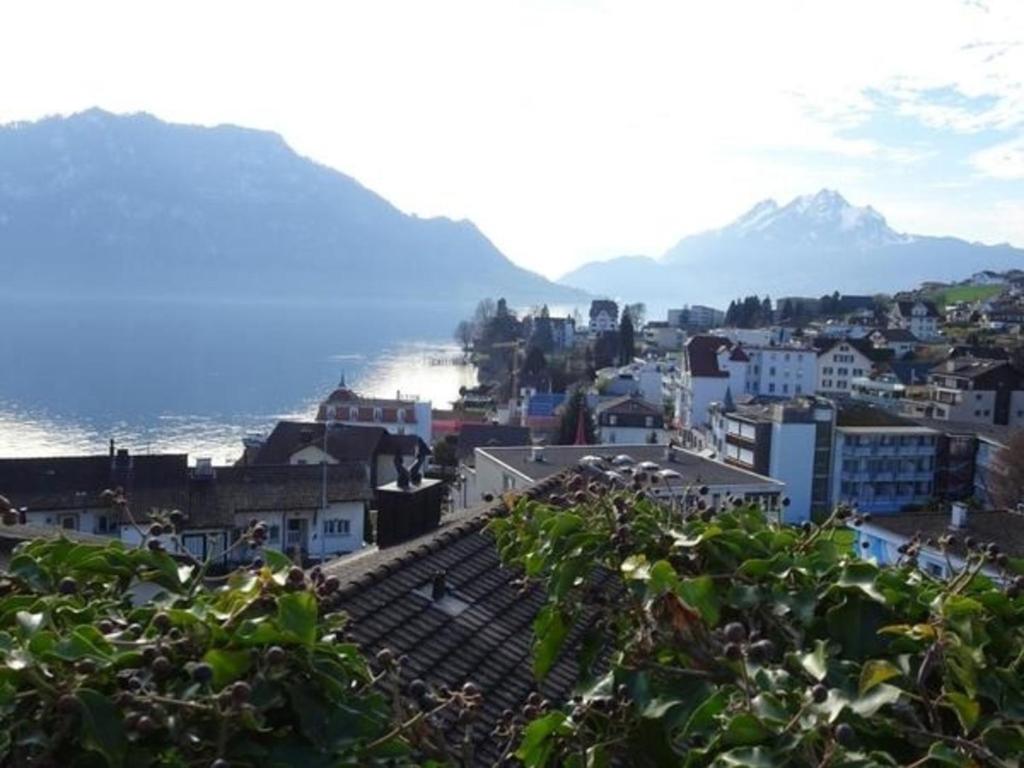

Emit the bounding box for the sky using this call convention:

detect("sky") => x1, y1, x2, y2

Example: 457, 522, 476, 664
1, 0, 1022, 280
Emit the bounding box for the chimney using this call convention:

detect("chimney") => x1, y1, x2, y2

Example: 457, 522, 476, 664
431, 570, 447, 601
950, 501, 968, 530
530, 446, 546, 463
109, 438, 115, 458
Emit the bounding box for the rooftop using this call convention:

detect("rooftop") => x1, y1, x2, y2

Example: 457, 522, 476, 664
861, 509, 1024, 560
477, 444, 782, 488
320, 474, 609, 765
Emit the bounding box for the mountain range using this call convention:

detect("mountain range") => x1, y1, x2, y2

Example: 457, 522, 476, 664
0, 109, 580, 306
559, 189, 1024, 309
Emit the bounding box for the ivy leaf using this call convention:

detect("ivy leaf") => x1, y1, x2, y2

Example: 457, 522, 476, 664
943, 691, 980, 734
533, 606, 568, 680
798, 639, 829, 681
837, 561, 886, 603
859, 659, 901, 694
647, 560, 679, 596
202, 648, 252, 688
677, 576, 719, 626
76, 688, 126, 767
925, 742, 971, 766
826, 595, 888, 660
722, 713, 770, 746
849, 683, 902, 718
713, 747, 781, 767
621, 554, 650, 581
15, 611, 43, 637
277, 591, 318, 647
516, 711, 571, 767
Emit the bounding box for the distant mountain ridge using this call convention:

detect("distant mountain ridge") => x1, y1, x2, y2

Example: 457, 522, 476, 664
561, 189, 1023, 308
0, 109, 581, 305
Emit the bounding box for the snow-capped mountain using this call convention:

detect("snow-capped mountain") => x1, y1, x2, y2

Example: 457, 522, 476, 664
709, 189, 910, 250
560, 190, 1022, 309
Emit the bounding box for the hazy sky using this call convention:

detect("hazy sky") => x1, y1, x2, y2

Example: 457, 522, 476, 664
2, 0, 1022, 278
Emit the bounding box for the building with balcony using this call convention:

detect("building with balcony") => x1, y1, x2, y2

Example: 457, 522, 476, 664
316, 377, 433, 442
831, 406, 939, 514
889, 300, 941, 340
708, 396, 836, 523
925, 357, 1024, 427
814, 338, 877, 396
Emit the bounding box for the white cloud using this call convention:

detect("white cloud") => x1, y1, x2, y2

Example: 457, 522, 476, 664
971, 135, 1024, 178
0, 0, 1021, 277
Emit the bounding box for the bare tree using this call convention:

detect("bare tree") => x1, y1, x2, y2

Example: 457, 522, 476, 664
989, 430, 1024, 509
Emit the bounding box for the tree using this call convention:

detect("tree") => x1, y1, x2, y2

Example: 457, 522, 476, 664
619, 309, 635, 365
780, 299, 794, 322
593, 332, 619, 369
522, 345, 548, 377
431, 435, 458, 467
531, 305, 555, 353
761, 295, 773, 325
990, 430, 1024, 508
557, 388, 597, 444
489, 491, 1024, 767
625, 302, 647, 328
453, 319, 474, 350
725, 300, 738, 327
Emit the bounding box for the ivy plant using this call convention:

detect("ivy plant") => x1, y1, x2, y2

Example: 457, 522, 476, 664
0, 495, 475, 767
489, 476, 1024, 767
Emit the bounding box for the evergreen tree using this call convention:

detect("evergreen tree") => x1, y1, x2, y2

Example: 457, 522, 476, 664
619, 310, 635, 365
761, 296, 773, 325
531, 305, 555, 353
522, 345, 548, 377
725, 300, 738, 326
557, 388, 597, 445
780, 299, 793, 322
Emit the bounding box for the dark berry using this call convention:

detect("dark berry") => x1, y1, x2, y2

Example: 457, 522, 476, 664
748, 639, 775, 664
231, 681, 251, 703
136, 715, 157, 734
147, 539, 164, 552
152, 612, 171, 632
152, 656, 172, 677
287, 566, 305, 584
812, 684, 828, 703
723, 622, 746, 643
724, 643, 743, 661
58, 577, 77, 595
265, 646, 286, 666
211, 760, 230, 768
56, 694, 79, 714
835, 722, 857, 748
148, 523, 163, 537
409, 679, 427, 698
192, 663, 213, 684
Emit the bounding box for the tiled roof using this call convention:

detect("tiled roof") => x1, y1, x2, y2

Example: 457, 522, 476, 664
455, 424, 532, 464
930, 358, 1014, 380
895, 300, 940, 318
0, 454, 189, 514
836, 403, 922, 428
252, 421, 388, 465
860, 510, 1024, 559
525, 393, 566, 417
588, 299, 618, 320
321, 475, 610, 765
595, 395, 663, 417
875, 328, 919, 343
187, 463, 371, 528
685, 335, 732, 378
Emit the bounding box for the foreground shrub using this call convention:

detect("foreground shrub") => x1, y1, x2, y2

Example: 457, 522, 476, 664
0, 536, 436, 766
490, 486, 1024, 767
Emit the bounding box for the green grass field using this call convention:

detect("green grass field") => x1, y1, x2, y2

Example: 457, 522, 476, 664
925, 283, 1005, 307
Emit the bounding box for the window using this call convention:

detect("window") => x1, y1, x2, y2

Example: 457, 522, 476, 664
397, 409, 406, 423
324, 518, 351, 537
60, 515, 77, 530
782, 384, 789, 394
96, 514, 110, 534
795, 385, 802, 394
768, 383, 775, 393
644, 416, 654, 427
770, 367, 776, 376
925, 562, 943, 578
348, 406, 359, 421
502, 474, 517, 490
373, 407, 383, 422
268, 525, 281, 542
609, 415, 618, 426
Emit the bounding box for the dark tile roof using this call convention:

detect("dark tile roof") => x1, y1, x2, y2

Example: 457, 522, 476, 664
908, 417, 1016, 446
588, 299, 618, 320
321, 475, 610, 766
252, 421, 388, 465
0, 454, 189, 514
685, 335, 732, 378
895, 300, 940, 319
187, 463, 372, 528
456, 424, 532, 464
836, 403, 921, 428
930, 358, 1014, 380
874, 328, 919, 343
860, 510, 1024, 559
885, 360, 935, 386
594, 395, 663, 417
948, 345, 1010, 361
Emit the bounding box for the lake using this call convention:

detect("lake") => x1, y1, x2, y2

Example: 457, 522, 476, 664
0, 296, 478, 462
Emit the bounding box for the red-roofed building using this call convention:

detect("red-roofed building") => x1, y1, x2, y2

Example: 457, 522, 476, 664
316, 376, 432, 443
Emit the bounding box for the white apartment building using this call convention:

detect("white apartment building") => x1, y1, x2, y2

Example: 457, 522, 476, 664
743, 345, 817, 398
816, 339, 875, 396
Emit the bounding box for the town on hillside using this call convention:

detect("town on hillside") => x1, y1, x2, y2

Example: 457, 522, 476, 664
7, 268, 1024, 580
